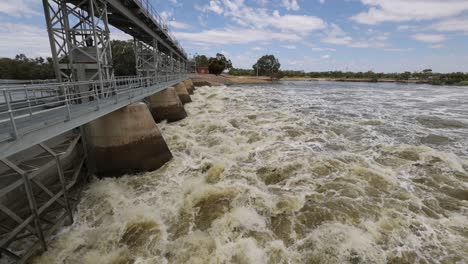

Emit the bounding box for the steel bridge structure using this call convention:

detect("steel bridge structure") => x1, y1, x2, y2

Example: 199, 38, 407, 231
0, 0, 189, 262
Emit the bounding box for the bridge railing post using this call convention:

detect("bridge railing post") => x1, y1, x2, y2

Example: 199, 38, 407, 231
94, 83, 100, 110
24, 85, 33, 117
3, 89, 18, 140
114, 79, 119, 104
63, 84, 71, 121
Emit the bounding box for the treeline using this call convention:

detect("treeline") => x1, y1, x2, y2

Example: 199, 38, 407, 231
228, 68, 468, 85
194, 54, 232, 75
0, 54, 55, 80
0, 40, 137, 80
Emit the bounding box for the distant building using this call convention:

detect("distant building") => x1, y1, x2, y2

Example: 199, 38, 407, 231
197, 67, 209, 74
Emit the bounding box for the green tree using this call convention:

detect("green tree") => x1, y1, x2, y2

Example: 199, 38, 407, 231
229, 68, 254, 76
207, 53, 231, 75
215, 53, 232, 70
399, 71, 412, 80
208, 58, 225, 75
194, 55, 209, 67
0, 54, 55, 80
111, 40, 136, 76
253, 55, 280, 76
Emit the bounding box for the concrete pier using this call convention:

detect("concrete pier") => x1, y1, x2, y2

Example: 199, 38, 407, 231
147, 87, 187, 123
84, 103, 172, 176
174, 82, 192, 104
183, 79, 194, 94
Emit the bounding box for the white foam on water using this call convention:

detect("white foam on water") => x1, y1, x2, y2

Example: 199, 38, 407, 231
29, 83, 468, 264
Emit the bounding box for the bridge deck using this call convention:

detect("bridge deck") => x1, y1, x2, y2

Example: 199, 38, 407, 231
0, 74, 187, 159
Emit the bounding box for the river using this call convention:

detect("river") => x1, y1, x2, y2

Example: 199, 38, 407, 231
33, 81, 468, 264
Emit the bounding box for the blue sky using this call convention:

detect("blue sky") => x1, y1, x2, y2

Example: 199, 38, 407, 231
1, 0, 468, 72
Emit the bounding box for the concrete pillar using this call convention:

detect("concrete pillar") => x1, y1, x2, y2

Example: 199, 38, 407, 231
147, 87, 187, 123
84, 102, 172, 176
183, 79, 195, 94
173, 82, 192, 104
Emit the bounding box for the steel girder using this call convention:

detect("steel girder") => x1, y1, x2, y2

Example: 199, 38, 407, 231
42, 0, 114, 83
0, 135, 86, 263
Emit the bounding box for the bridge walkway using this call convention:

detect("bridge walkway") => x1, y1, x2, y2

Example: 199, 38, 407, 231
0, 74, 187, 159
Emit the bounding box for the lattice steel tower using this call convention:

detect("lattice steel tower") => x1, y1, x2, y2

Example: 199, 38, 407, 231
42, 0, 114, 83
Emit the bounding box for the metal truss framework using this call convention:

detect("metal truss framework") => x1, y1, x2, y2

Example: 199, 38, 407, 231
0, 1, 190, 263
134, 39, 187, 79
134, 38, 158, 78
42, 0, 114, 83
0, 134, 86, 263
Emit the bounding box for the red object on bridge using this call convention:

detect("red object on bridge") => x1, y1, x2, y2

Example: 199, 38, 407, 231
197, 67, 209, 74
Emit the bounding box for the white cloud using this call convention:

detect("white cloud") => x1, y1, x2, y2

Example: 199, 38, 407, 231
321, 23, 389, 49
170, 0, 178, 3
303, 42, 336, 51
196, 0, 224, 14
351, 0, 468, 25
0, 0, 40, 17
110, 26, 132, 41
0, 23, 50, 57
348, 42, 370, 48
174, 28, 301, 45
322, 24, 353, 45
384, 48, 413, 52
397, 25, 418, 31
281, 45, 297, 49
169, 21, 192, 29
252, 46, 263, 51
282, 0, 300, 11
197, 0, 325, 34
322, 54, 330, 59
429, 17, 468, 33
412, 33, 446, 43
429, 43, 444, 48
160, 11, 172, 21
273, 14, 326, 33
319, 0, 326, 4
161, 11, 192, 30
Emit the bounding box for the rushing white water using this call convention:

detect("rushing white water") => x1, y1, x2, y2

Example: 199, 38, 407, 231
33, 82, 468, 264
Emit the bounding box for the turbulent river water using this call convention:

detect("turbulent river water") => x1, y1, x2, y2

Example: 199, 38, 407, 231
33, 81, 468, 264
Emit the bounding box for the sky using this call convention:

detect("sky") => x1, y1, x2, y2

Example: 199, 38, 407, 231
1, 0, 468, 73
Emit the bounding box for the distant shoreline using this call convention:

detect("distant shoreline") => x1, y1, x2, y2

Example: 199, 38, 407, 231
281, 76, 431, 84
191, 74, 468, 86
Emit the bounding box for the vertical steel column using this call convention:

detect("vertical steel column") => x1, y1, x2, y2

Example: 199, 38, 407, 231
170, 52, 174, 81
42, 0, 63, 82
89, 0, 105, 92
134, 38, 141, 77
154, 40, 159, 83
153, 39, 158, 83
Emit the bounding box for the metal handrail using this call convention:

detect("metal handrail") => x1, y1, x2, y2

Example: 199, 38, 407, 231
0, 73, 187, 142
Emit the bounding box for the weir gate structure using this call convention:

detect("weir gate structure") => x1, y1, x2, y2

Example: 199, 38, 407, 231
0, 0, 193, 262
